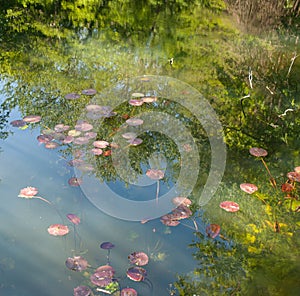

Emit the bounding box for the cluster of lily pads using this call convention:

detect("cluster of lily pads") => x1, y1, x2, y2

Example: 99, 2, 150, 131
68, 242, 151, 296
12, 83, 231, 295
218, 147, 300, 233
17, 185, 152, 295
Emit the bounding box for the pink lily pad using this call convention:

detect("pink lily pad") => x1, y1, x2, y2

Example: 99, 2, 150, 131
65, 93, 80, 100
68, 177, 83, 187
126, 118, 144, 126
129, 99, 144, 106
66, 256, 88, 271
10, 119, 27, 127
121, 287, 137, 296
93, 140, 109, 148
44, 142, 59, 149
82, 88, 97, 96
287, 171, 300, 182
240, 183, 258, 194
219, 201, 240, 212
67, 213, 81, 225
47, 224, 69, 236
23, 115, 41, 123
249, 147, 268, 157
74, 286, 92, 296
126, 266, 147, 282
146, 169, 164, 180
128, 251, 149, 266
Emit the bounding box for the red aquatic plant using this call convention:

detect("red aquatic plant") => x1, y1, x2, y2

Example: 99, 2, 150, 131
68, 177, 83, 187
219, 201, 240, 212
66, 256, 89, 272
126, 266, 147, 282
18, 186, 52, 204
23, 115, 41, 123
73, 285, 92, 296
249, 147, 276, 188
47, 224, 69, 236
67, 213, 81, 225
82, 88, 97, 95
90, 265, 115, 287
146, 169, 165, 204
128, 251, 149, 266
100, 242, 115, 264
240, 183, 258, 194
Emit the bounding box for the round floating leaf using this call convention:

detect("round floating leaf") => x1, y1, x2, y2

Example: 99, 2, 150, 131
128, 251, 149, 266
122, 132, 137, 140
240, 183, 258, 194
90, 265, 114, 287
73, 137, 90, 145
18, 186, 38, 198
287, 171, 300, 182
37, 134, 53, 143
249, 147, 268, 157
44, 142, 59, 149
85, 132, 97, 139
73, 285, 92, 296
100, 242, 115, 250
47, 224, 69, 236
146, 169, 164, 180
128, 138, 143, 146
67, 213, 81, 225
126, 118, 144, 126
10, 119, 27, 127
54, 124, 70, 132
65, 93, 81, 100
91, 148, 103, 155
66, 256, 88, 271
160, 214, 180, 226
23, 115, 41, 123
294, 166, 300, 173
129, 99, 144, 106
75, 121, 93, 132
93, 140, 109, 148
219, 201, 240, 212
142, 96, 157, 103
121, 287, 137, 296
126, 266, 147, 282
68, 177, 83, 187
82, 88, 97, 95
68, 130, 81, 137
86, 104, 102, 112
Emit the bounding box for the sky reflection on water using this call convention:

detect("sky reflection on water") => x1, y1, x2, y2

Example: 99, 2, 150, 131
0, 102, 198, 295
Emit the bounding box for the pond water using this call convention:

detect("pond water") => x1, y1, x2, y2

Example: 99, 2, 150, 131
0, 77, 208, 296
1, 2, 300, 296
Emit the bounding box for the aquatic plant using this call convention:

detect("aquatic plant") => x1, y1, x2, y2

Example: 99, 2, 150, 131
18, 186, 52, 205
100, 242, 115, 265
67, 213, 82, 252
47, 224, 70, 236
146, 168, 165, 204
